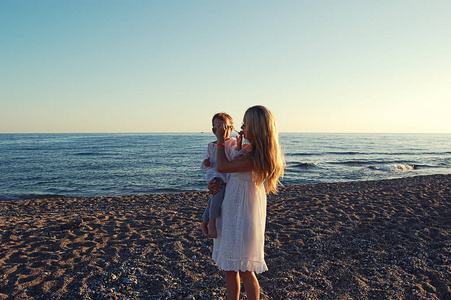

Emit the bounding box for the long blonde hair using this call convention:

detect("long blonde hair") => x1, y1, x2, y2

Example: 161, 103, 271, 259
245, 105, 285, 194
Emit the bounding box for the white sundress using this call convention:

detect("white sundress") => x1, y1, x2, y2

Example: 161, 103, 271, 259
212, 171, 268, 274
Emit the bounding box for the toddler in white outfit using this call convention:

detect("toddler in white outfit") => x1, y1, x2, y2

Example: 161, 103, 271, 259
200, 113, 243, 238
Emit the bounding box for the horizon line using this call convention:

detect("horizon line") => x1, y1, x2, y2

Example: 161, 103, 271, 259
1, 131, 450, 135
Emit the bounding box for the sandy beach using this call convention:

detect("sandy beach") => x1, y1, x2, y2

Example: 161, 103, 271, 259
1, 174, 450, 299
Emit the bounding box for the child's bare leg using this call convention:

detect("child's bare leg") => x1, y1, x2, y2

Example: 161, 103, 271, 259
208, 218, 217, 238
200, 222, 209, 237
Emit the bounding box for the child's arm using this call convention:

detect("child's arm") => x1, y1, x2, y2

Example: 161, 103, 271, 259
229, 145, 244, 160
200, 154, 209, 170
200, 143, 213, 170
203, 157, 211, 167
224, 136, 244, 160
226, 136, 244, 161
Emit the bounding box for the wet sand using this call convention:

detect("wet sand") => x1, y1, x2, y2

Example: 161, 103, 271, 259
1, 174, 450, 299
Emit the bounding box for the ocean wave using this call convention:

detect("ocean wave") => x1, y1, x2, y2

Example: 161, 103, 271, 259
73, 152, 99, 156
329, 160, 386, 166
286, 153, 318, 157
369, 164, 416, 172
325, 151, 362, 155
288, 162, 319, 169
287, 151, 362, 156
286, 151, 451, 157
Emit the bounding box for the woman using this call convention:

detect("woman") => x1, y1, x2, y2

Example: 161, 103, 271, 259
210, 105, 285, 300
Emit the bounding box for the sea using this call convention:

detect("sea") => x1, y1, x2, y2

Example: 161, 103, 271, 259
0, 133, 450, 200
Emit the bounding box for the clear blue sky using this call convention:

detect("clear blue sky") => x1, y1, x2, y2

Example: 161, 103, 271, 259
1, 1, 450, 133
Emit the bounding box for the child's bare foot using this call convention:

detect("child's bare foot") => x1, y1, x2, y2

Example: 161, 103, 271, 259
208, 219, 217, 239
200, 222, 209, 237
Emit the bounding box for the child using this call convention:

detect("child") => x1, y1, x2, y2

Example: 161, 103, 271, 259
200, 112, 243, 238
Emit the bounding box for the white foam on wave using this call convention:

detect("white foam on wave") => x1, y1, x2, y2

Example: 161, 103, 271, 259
373, 164, 415, 172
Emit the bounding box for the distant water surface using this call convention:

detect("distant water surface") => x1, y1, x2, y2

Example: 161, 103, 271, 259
0, 133, 450, 200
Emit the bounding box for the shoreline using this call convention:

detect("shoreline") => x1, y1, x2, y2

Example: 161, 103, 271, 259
3, 172, 450, 202
1, 174, 450, 299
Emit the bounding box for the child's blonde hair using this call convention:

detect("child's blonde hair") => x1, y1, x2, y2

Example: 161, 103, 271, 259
212, 112, 233, 125
244, 105, 285, 194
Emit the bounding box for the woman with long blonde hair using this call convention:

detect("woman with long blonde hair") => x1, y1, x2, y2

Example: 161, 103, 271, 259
209, 105, 285, 300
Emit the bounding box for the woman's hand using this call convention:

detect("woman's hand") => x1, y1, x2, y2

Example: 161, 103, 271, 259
208, 180, 221, 195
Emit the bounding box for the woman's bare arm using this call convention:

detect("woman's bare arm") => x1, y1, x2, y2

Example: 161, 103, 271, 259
216, 148, 253, 173
216, 125, 253, 173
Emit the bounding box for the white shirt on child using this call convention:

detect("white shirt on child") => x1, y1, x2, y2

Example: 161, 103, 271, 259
200, 138, 244, 184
